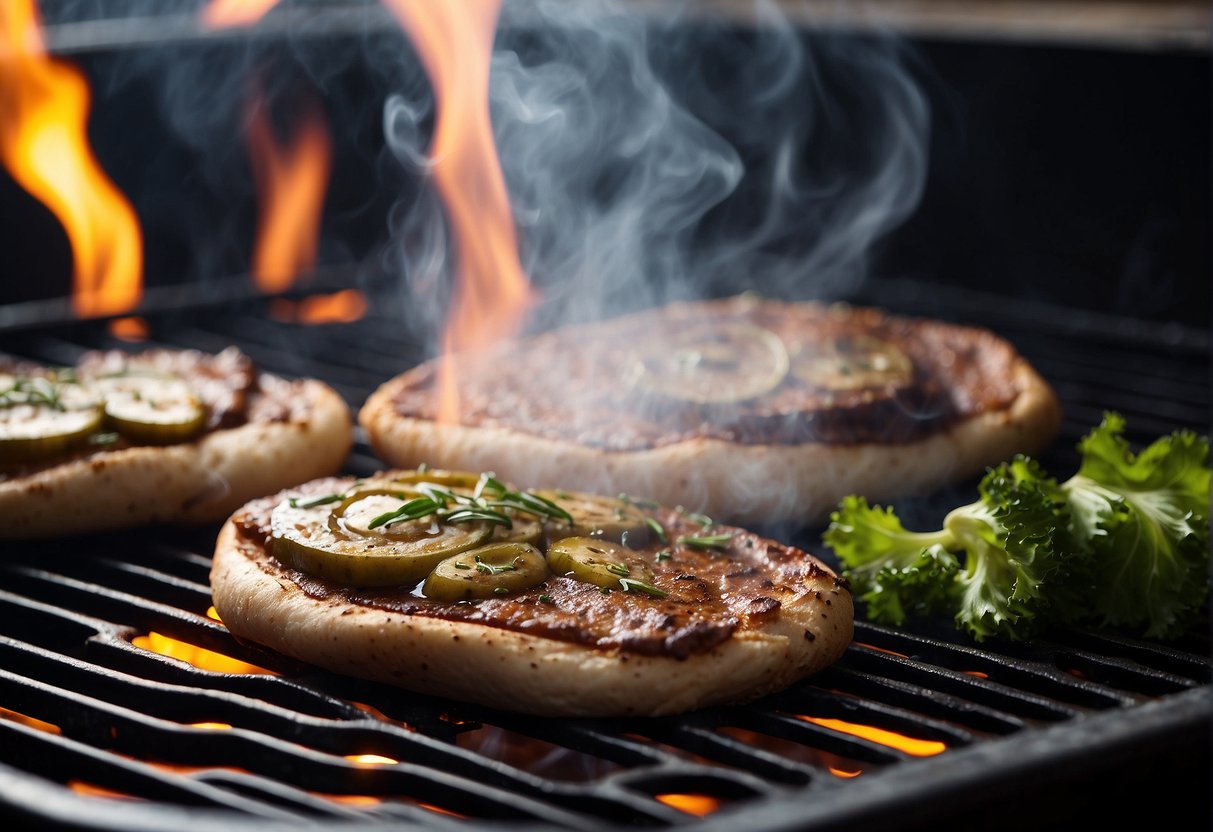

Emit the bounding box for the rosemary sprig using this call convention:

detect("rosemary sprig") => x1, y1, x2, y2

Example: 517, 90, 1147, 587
644, 517, 668, 544
289, 491, 347, 509
368, 471, 573, 530
474, 555, 517, 575
618, 577, 668, 598
618, 492, 659, 509
676, 533, 734, 550
443, 507, 512, 527
368, 496, 445, 529
0, 377, 67, 411
605, 562, 630, 578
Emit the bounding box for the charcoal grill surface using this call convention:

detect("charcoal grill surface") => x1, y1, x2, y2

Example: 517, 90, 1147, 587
0, 281, 1209, 831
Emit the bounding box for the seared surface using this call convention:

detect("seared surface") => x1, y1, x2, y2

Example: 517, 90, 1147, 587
0, 348, 304, 479
390, 298, 1023, 450
233, 477, 848, 660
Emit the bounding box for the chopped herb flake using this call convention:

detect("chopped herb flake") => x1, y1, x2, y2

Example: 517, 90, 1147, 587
644, 517, 668, 544
290, 491, 346, 509
618, 577, 668, 598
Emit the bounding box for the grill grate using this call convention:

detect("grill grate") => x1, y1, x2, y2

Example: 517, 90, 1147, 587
0, 281, 1208, 830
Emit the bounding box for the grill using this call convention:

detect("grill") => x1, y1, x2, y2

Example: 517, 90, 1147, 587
0, 278, 1208, 831
2, 0, 1209, 826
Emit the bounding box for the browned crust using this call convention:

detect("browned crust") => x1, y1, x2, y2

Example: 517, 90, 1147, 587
210, 515, 853, 717
0, 377, 352, 538
360, 301, 1061, 526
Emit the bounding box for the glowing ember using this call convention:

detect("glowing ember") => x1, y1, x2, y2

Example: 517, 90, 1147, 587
132, 632, 274, 675
0, 0, 142, 318
245, 86, 332, 294
654, 793, 722, 817
854, 642, 910, 658
380, 0, 536, 424
270, 289, 368, 325
964, 670, 990, 679
200, 0, 281, 29
349, 701, 415, 732
418, 802, 466, 819
108, 316, 148, 342
829, 766, 863, 778
345, 753, 398, 767
68, 781, 140, 800
189, 722, 232, 731
0, 706, 60, 734
318, 794, 382, 807
796, 716, 947, 757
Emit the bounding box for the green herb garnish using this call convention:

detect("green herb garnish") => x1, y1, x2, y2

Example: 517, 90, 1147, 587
475, 555, 517, 575
618, 578, 668, 598
367, 472, 573, 530
825, 414, 1210, 641
644, 517, 668, 544
619, 493, 659, 509
290, 491, 347, 509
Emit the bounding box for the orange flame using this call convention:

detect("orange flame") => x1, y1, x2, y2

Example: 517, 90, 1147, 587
796, 716, 947, 757
655, 794, 722, 817
200, 0, 282, 29
133, 632, 274, 675
109, 316, 149, 342
246, 87, 332, 294
270, 288, 368, 324
380, 0, 535, 424
829, 766, 863, 778
0, 1, 142, 318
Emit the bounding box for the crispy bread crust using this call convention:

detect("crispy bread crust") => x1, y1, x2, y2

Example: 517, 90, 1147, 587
0, 377, 351, 538
361, 354, 1060, 527
210, 518, 853, 717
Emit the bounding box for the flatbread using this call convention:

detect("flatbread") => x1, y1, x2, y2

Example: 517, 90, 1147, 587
210, 473, 853, 717
0, 348, 352, 538
361, 297, 1061, 526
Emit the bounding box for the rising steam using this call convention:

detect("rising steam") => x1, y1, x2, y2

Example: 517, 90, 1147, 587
382, 0, 930, 340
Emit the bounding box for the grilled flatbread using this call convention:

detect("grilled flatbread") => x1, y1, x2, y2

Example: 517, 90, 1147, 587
361, 296, 1061, 526
0, 348, 351, 538
210, 471, 853, 717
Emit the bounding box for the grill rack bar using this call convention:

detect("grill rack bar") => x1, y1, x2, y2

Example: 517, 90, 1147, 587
0, 280, 1208, 830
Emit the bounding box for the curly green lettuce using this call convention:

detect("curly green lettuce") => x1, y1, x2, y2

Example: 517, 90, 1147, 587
826, 414, 1210, 641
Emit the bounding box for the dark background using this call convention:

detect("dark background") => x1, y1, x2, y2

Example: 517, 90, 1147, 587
0, 19, 1208, 329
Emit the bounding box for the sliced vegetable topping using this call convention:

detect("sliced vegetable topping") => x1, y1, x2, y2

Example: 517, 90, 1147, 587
628, 323, 789, 404
424, 542, 548, 601
271, 499, 492, 587
536, 490, 651, 545
0, 375, 103, 465
94, 373, 206, 445
791, 335, 913, 391
546, 536, 655, 590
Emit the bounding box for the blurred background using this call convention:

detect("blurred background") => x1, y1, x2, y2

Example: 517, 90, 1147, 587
0, 0, 1207, 334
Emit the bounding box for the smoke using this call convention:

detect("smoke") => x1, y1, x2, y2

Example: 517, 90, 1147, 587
381, 0, 930, 340
31, 0, 929, 341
